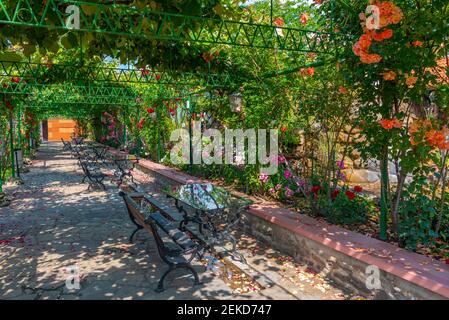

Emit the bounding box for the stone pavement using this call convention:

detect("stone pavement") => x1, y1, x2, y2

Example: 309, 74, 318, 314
0, 142, 353, 300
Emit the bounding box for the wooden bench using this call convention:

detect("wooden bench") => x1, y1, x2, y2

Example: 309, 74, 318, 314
139, 193, 216, 250
119, 191, 202, 292
121, 186, 230, 256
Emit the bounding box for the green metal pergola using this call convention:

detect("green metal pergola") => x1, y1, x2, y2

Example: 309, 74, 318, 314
0, 60, 237, 87
0, 0, 349, 54
0, 0, 349, 191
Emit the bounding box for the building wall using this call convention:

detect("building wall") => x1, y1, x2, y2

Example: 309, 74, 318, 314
47, 118, 77, 141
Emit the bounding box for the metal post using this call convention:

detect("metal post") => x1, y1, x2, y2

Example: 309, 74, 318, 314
15, 149, 20, 179
0, 143, 2, 192
17, 107, 22, 148
136, 107, 141, 158
156, 107, 161, 162
122, 123, 127, 150
187, 98, 193, 174
122, 109, 127, 150
9, 115, 15, 179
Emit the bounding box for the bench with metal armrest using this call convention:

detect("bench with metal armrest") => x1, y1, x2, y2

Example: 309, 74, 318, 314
79, 160, 106, 191
119, 191, 202, 292
61, 138, 72, 151
113, 156, 138, 187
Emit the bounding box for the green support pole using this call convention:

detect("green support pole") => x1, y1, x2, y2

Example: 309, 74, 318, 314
156, 88, 162, 163
9, 115, 15, 179
0, 145, 2, 192
122, 123, 127, 151
122, 108, 127, 151
188, 98, 193, 174
156, 107, 161, 162
136, 107, 141, 158
17, 107, 22, 150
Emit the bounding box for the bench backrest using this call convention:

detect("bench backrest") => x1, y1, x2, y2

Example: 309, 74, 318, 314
120, 192, 170, 254
121, 193, 153, 233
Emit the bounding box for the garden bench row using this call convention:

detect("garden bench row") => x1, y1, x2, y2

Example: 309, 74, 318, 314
61, 138, 138, 190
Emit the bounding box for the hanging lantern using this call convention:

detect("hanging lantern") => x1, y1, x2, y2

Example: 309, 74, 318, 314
229, 92, 243, 113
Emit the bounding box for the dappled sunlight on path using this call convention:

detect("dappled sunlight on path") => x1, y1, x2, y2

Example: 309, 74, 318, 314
0, 142, 352, 300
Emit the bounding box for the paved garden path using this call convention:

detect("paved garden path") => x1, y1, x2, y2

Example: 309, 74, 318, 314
0, 142, 353, 300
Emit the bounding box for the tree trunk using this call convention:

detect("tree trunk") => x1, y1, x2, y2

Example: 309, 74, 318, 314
379, 145, 390, 241
391, 171, 406, 235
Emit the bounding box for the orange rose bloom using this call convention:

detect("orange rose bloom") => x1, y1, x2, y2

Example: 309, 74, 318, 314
339, 86, 348, 94
377, 1, 403, 27
372, 29, 393, 41
412, 40, 423, 47
360, 53, 382, 64
380, 118, 402, 130
382, 70, 396, 81
406, 75, 418, 88
425, 127, 449, 150
353, 2, 402, 64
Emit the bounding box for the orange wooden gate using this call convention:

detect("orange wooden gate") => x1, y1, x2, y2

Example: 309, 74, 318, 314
47, 118, 77, 141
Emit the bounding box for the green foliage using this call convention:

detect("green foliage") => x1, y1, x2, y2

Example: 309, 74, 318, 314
398, 174, 441, 250
315, 189, 375, 226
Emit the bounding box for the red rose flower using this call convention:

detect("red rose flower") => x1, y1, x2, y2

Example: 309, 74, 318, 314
155, 74, 161, 81
281, 126, 287, 133
345, 190, 356, 201
138, 118, 145, 129
331, 189, 340, 200
6, 101, 13, 111
306, 67, 315, 76
354, 186, 363, 193
311, 186, 321, 194
147, 107, 155, 114
140, 68, 150, 76
11, 77, 20, 83
273, 17, 284, 27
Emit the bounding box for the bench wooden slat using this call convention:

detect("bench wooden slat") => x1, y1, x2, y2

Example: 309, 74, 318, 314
149, 212, 196, 251
126, 192, 212, 250
144, 194, 184, 221
124, 193, 198, 250
143, 194, 213, 246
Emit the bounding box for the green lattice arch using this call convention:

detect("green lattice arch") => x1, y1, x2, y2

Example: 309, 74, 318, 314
0, 0, 350, 53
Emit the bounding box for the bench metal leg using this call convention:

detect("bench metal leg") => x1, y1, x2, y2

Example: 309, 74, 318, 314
155, 264, 201, 293
97, 179, 106, 190
129, 225, 143, 243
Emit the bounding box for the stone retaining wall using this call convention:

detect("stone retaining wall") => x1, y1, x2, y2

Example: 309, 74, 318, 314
242, 211, 445, 300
